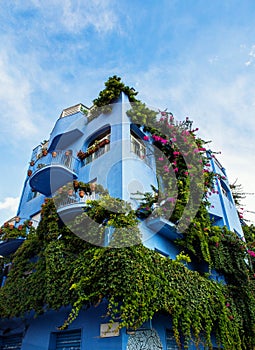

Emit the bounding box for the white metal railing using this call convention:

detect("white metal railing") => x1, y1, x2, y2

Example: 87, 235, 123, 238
55, 192, 98, 210
130, 134, 152, 167
32, 150, 78, 174
60, 103, 88, 118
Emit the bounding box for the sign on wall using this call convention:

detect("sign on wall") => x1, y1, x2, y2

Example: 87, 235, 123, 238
100, 322, 120, 338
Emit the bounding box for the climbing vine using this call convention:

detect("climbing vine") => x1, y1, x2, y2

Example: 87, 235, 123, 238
0, 76, 255, 349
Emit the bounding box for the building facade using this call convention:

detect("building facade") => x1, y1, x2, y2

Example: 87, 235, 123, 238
0, 91, 243, 350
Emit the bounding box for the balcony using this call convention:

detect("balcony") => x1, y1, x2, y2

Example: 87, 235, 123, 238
146, 217, 182, 241
29, 151, 78, 196
56, 193, 99, 222
0, 238, 25, 257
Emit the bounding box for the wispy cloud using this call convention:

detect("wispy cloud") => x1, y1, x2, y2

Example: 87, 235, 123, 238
27, 0, 120, 34
0, 49, 39, 142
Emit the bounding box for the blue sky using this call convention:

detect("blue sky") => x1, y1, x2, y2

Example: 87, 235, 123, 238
0, 0, 254, 224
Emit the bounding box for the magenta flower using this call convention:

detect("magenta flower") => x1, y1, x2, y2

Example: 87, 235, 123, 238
158, 157, 164, 161
173, 151, 180, 156
248, 250, 255, 258
174, 168, 178, 173
143, 136, 149, 141
172, 137, 177, 142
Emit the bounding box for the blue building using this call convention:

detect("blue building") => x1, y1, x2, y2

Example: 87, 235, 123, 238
0, 88, 243, 350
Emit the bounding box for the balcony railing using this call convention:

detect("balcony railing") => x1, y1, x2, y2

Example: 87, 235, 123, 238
32, 150, 77, 173
55, 192, 99, 210
29, 150, 78, 196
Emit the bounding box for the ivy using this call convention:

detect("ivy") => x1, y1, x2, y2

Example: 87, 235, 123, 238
1, 76, 255, 349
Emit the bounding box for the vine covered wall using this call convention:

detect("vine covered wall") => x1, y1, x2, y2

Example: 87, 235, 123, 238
1, 76, 255, 350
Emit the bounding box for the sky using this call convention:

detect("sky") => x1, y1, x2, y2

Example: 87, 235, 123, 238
0, 0, 254, 224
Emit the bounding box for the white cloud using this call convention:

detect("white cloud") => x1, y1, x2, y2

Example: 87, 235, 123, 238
0, 197, 19, 211
0, 50, 39, 141
0, 197, 20, 224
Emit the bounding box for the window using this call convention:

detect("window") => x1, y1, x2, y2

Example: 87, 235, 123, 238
220, 180, 233, 205
50, 329, 81, 350
84, 129, 110, 166
130, 131, 153, 167
130, 132, 146, 160
166, 329, 179, 350
0, 333, 22, 350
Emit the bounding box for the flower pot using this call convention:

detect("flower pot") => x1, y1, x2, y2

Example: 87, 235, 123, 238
30, 160, 35, 166
77, 151, 86, 160
18, 225, 23, 231
99, 140, 106, 147
15, 216, 20, 223
27, 170, 32, 177
52, 151, 57, 157
79, 190, 85, 198
8, 223, 14, 230
42, 149, 48, 156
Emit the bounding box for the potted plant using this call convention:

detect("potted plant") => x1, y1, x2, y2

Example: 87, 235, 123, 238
27, 169, 32, 177
77, 150, 86, 160
52, 151, 57, 157
79, 189, 85, 198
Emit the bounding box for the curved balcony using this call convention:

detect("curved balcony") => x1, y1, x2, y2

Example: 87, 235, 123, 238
146, 216, 182, 241
29, 151, 78, 196
56, 193, 98, 222
0, 238, 25, 257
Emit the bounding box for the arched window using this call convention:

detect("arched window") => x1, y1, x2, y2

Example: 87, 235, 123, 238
84, 127, 111, 165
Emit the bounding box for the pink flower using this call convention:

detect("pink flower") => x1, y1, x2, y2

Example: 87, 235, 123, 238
174, 168, 178, 173
248, 250, 255, 258
161, 139, 168, 144
158, 157, 164, 161
173, 151, 180, 156
163, 165, 169, 172
143, 136, 149, 141
226, 303, 230, 307
184, 171, 189, 176
172, 137, 177, 142
167, 197, 175, 203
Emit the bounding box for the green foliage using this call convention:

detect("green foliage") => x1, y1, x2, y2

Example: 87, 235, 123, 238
1, 77, 255, 349
89, 75, 138, 119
